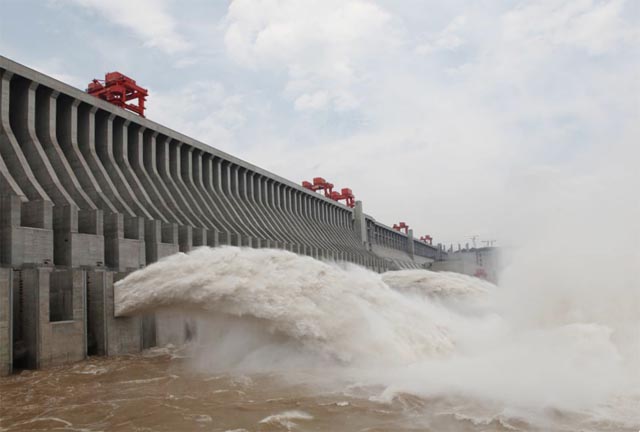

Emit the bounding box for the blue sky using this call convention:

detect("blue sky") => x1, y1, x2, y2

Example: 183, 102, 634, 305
1, 0, 638, 246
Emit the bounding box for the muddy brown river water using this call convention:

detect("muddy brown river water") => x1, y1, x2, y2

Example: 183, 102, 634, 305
0, 349, 505, 432
1, 348, 636, 432
2, 251, 638, 432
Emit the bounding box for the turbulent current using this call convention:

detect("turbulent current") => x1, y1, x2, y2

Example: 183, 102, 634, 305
1, 246, 638, 432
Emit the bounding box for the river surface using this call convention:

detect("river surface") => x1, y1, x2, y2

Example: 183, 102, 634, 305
2, 347, 635, 432
1, 247, 638, 431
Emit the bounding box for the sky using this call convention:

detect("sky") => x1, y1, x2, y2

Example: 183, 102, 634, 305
1, 0, 638, 247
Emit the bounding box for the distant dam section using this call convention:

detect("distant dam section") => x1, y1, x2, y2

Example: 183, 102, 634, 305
0, 55, 444, 376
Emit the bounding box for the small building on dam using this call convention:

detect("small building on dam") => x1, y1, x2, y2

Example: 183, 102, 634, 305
0, 56, 451, 376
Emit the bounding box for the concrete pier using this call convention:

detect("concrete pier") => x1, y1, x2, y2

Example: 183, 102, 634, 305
0, 268, 11, 376
86, 270, 141, 356
10, 268, 85, 370
0, 55, 446, 375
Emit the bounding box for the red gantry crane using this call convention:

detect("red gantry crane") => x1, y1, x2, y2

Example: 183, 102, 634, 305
87, 72, 148, 117
392, 222, 409, 234
302, 177, 334, 197
329, 188, 355, 208
302, 177, 356, 208
420, 235, 433, 245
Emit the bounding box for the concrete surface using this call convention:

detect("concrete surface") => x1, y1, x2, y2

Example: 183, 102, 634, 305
0, 54, 450, 375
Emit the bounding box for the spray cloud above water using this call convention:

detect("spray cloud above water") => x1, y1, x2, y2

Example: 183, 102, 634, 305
115, 245, 639, 429
115, 247, 455, 366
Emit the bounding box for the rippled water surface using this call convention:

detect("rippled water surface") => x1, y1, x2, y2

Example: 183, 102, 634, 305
0, 349, 503, 432
1, 349, 636, 432
2, 249, 638, 431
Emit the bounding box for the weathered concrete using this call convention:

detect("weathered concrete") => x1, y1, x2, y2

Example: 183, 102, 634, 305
0, 268, 12, 376
0, 55, 451, 375
53, 205, 105, 267
144, 220, 179, 264
12, 268, 85, 369
0, 194, 54, 266
104, 213, 145, 272
86, 270, 141, 356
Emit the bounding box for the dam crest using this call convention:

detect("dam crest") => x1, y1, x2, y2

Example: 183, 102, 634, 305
0, 56, 444, 375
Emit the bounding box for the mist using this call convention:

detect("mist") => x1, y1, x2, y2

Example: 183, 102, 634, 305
115, 234, 639, 430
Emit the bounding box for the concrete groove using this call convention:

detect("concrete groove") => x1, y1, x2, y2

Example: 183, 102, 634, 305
0, 56, 445, 376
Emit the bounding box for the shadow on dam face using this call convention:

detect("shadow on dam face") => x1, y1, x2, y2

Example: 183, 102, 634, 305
0, 55, 445, 376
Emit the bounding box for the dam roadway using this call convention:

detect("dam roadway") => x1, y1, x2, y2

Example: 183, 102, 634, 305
0, 56, 445, 376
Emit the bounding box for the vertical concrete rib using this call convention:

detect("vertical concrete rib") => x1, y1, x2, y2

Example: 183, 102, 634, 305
0, 54, 439, 355
179, 146, 223, 231
231, 167, 266, 239
324, 204, 361, 254
142, 132, 192, 226
171, 142, 214, 229
301, 193, 345, 253
201, 155, 244, 242
272, 183, 297, 247
95, 113, 152, 220
329, 201, 367, 258
111, 119, 165, 222
307, 197, 339, 250
217, 161, 253, 237
289, 190, 326, 251
286, 188, 334, 252
279, 186, 304, 246
257, 175, 292, 242
11, 78, 75, 207
228, 166, 271, 241
0, 70, 26, 198
251, 176, 280, 244
55, 96, 117, 214
304, 197, 347, 254
223, 161, 266, 241
340, 209, 350, 230
76, 104, 134, 216
239, 174, 286, 242
275, 183, 331, 251
36, 87, 96, 210
127, 127, 179, 224
155, 137, 207, 228
0, 150, 23, 198
191, 150, 235, 234
249, 174, 290, 245
210, 157, 260, 240
244, 172, 288, 244
262, 179, 299, 247
0, 71, 50, 201
341, 211, 368, 253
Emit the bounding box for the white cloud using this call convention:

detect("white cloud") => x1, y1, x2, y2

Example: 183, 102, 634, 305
230, 0, 639, 244
224, 0, 398, 112
502, 0, 638, 55
146, 81, 245, 152
8, 0, 637, 246
28, 57, 87, 89
416, 15, 467, 55
60, 0, 190, 54
294, 91, 329, 111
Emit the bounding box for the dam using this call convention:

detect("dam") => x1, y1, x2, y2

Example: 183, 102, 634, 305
0, 55, 446, 376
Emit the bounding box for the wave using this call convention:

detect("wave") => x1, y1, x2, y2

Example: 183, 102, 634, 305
114, 246, 640, 430
382, 269, 493, 297
115, 246, 453, 366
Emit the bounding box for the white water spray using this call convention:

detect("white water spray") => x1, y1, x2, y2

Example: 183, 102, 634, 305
115, 247, 453, 366
115, 246, 639, 430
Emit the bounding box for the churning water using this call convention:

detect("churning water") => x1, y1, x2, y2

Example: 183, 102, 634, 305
1, 246, 638, 432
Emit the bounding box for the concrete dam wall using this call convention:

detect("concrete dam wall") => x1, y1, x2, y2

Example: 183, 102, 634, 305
0, 56, 444, 375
